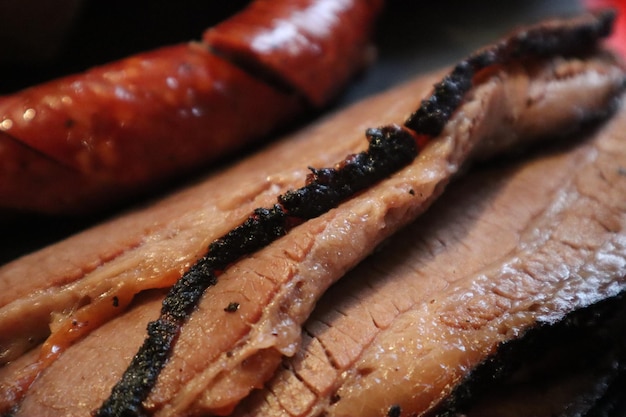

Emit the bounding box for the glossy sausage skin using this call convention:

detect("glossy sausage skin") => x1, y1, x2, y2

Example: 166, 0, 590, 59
205, 0, 384, 106
0, 0, 383, 214
0, 44, 303, 214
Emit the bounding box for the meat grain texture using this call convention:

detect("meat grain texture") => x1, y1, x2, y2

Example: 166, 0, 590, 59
233, 93, 626, 417
1, 15, 625, 417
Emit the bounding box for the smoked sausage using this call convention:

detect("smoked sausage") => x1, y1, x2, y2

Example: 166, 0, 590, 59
0, 0, 383, 214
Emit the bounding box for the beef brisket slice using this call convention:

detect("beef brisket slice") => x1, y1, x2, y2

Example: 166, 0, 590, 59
234, 95, 626, 417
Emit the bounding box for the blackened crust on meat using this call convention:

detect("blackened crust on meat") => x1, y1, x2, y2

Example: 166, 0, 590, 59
429, 292, 626, 417
95, 11, 617, 417
96, 320, 178, 417
96, 207, 288, 416
498, 8, 614, 59
584, 364, 626, 416
279, 125, 417, 218
405, 9, 615, 136
94, 121, 419, 417
224, 302, 240, 312
387, 404, 402, 417
205, 205, 288, 271
162, 261, 219, 321
405, 62, 474, 136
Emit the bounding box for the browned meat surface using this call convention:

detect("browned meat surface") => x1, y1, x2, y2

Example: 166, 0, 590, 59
232, 96, 626, 417
1, 12, 624, 417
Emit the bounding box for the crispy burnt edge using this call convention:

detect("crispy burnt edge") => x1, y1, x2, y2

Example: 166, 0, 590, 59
425, 291, 626, 417
94, 10, 615, 417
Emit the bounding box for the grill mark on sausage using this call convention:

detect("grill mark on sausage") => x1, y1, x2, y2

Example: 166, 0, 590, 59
95, 10, 616, 416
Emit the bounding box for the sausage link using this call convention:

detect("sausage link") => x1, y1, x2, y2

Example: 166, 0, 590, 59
0, 0, 383, 214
